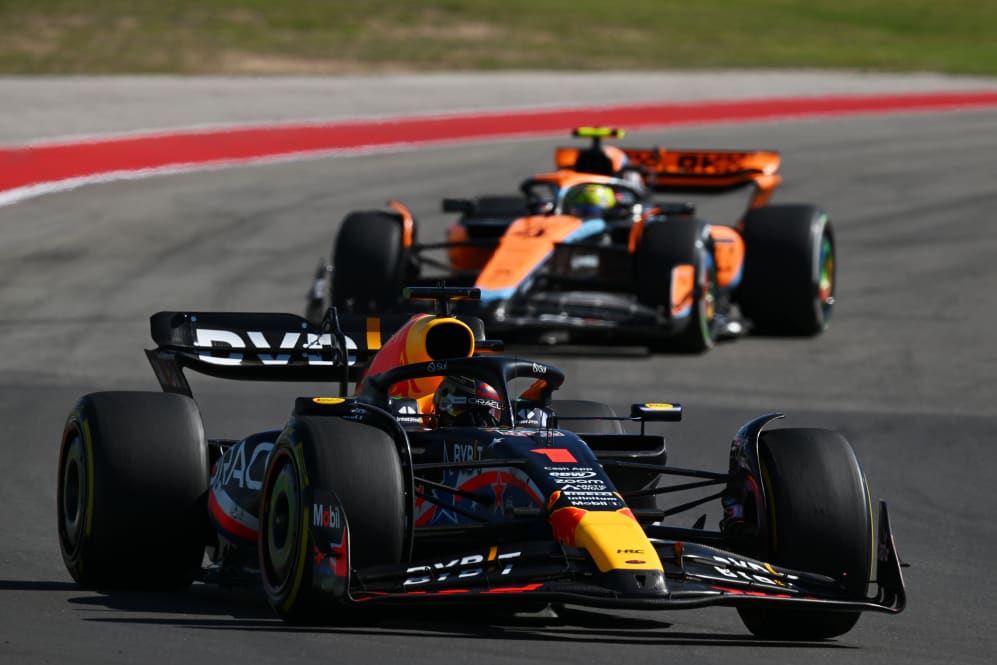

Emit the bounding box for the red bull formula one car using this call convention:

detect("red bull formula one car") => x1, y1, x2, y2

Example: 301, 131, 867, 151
306, 128, 835, 352
58, 288, 904, 638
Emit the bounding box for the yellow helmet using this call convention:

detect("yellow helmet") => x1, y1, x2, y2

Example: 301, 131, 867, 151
564, 184, 615, 219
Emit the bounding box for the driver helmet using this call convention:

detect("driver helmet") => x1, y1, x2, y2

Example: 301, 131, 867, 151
564, 184, 616, 219
433, 375, 503, 427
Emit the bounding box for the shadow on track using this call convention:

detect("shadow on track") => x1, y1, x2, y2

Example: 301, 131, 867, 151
28, 581, 853, 649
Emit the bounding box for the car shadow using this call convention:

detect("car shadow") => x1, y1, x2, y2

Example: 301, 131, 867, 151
20, 580, 853, 649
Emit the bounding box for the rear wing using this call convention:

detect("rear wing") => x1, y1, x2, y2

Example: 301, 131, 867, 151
145, 310, 415, 397
555, 139, 782, 208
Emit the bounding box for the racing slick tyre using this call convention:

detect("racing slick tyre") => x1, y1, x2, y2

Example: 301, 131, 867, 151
635, 218, 719, 354
737, 428, 873, 640
57, 391, 209, 590
259, 416, 406, 624
331, 210, 413, 313
737, 204, 835, 336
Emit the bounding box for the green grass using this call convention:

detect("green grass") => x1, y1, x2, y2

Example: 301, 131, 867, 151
1, 0, 995, 75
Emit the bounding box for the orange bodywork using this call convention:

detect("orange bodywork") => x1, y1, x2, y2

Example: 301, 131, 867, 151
709, 225, 746, 289
475, 214, 586, 293
555, 143, 782, 209
627, 217, 645, 254
446, 152, 755, 304
670, 264, 696, 317
623, 148, 782, 208
446, 223, 494, 272
364, 316, 382, 352
446, 171, 618, 275
630, 223, 745, 297
387, 200, 416, 247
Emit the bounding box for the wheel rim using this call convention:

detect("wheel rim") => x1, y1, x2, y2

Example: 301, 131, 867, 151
818, 234, 835, 315
264, 459, 301, 587
59, 431, 87, 556
698, 256, 719, 346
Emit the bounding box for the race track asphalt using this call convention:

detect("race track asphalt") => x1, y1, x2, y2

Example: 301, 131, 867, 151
1, 74, 996, 664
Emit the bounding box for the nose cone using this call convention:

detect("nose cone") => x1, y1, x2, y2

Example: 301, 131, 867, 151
601, 569, 668, 596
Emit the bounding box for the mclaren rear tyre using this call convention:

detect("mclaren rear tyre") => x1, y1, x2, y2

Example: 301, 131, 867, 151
738, 428, 874, 640
57, 391, 209, 590
331, 210, 413, 313
737, 204, 835, 336
635, 219, 719, 354
259, 416, 406, 624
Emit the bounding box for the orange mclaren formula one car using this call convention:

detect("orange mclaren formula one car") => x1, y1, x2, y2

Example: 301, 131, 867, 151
58, 287, 904, 636
306, 128, 835, 352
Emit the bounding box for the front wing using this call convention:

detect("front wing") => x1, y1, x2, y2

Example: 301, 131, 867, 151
317, 502, 906, 615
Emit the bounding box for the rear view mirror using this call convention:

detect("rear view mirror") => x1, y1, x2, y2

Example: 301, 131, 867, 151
630, 402, 682, 422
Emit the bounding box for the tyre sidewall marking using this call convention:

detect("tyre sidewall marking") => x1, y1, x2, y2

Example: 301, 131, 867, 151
282, 442, 312, 613
262, 446, 299, 601
268, 441, 313, 614
81, 418, 96, 540
58, 421, 88, 560
861, 468, 875, 584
